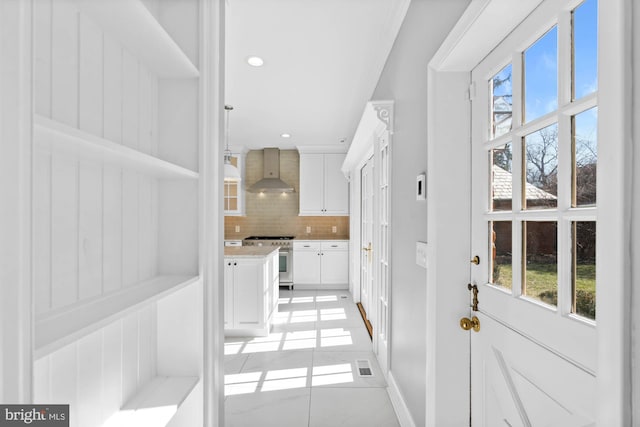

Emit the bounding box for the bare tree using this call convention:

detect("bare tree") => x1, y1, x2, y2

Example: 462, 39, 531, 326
525, 126, 558, 195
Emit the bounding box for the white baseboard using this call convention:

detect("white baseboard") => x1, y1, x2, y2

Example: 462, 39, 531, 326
387, 371, 417, 427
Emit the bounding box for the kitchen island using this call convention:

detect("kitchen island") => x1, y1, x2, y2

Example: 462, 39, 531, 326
224, 247, 279, 337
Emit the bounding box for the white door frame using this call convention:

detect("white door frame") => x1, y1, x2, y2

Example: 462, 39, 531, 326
426, 0, 634, 425
343, 100, 394, 378
199, 0, 226, 425
0, 0, 34, 403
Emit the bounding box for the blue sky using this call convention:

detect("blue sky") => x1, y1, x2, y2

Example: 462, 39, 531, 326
524, 0, 597, 121
493, 0, 597, 145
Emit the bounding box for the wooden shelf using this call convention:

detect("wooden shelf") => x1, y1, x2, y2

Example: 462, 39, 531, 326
105, 376, 199, 427
34, 115, 199, 180
77, 0, 199, 79
35, 275, 199, 358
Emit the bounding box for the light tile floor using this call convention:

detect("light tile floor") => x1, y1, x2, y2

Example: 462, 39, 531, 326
224, 289, 400, 427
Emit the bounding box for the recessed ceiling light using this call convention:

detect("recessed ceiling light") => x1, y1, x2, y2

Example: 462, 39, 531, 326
247, 56, 264, 67
281, 133, 291, 138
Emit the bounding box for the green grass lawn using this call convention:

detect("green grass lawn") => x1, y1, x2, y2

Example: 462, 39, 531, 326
493, 262, 596, 318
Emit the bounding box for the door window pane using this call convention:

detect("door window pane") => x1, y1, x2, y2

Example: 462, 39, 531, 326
491, 64, 513, 138
491, 143, 513, 211
573, 0, 598, 99
573, 221, 596, 319
573, 107, 597, 206
524, 27, 558, 122
489, 221, 512, 291
524, 123, 558, 209
523, 221, 558, 306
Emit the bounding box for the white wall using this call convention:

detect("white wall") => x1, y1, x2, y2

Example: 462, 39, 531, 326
371, 1, 470, 425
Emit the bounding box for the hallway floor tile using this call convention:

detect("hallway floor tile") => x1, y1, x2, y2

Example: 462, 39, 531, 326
224, 289, 400, 426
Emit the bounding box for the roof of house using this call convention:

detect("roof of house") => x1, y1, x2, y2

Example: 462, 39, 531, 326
492, 165, 557, 200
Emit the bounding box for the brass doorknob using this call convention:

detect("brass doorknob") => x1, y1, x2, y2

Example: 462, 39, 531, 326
460, 316, 480, 332
470, 255, 480, 265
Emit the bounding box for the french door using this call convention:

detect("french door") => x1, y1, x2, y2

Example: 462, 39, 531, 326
469, 0, 598, 424
360, 159, 374, 337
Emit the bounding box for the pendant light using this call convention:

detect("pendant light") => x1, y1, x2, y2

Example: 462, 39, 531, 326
224, 105, 241, 182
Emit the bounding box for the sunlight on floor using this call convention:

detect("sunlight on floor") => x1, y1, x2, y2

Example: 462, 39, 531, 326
224, 363, 356, 396
320, 328, 353, 347
225, 327, 355, 355
319, 308, 347, 321
311, 363, 354, 386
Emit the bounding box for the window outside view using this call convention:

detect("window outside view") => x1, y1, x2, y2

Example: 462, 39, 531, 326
489, 0, 597, 320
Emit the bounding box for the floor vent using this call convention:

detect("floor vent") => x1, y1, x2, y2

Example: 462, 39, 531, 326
356, 359, 373, 377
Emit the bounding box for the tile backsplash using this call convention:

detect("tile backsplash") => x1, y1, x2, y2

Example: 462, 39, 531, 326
224, 149, 350, 240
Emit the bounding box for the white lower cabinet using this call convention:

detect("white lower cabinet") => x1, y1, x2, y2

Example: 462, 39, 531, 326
224, 251, 279, 336
293, 240, 349, 289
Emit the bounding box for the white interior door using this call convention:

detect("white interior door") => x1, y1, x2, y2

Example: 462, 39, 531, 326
360, 158, 374, 336
469, 0, 598, 424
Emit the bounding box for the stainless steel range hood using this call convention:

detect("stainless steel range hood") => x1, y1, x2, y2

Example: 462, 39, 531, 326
248, 148, 295, 193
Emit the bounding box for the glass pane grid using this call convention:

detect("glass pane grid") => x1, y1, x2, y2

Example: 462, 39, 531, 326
572, 221, 596, 320
524, 26, 558, 123
489, 221, 512, 291
572, 107, 597, 207
480, 0, 597, 322
523, 123, 558, 210
491, 64, 513, 139
522, 221, 558, 307
572, 0, 598, 100
491, 143, 513, 211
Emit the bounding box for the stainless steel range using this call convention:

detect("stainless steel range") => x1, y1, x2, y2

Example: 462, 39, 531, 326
242, 236, 294, 286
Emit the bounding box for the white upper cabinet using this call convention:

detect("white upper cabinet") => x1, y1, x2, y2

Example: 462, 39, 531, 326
299, 152, 349, 216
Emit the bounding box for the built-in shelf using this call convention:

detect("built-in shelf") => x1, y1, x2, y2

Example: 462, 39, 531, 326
35, 275, 199, 358
34, 115, 199, 180
77, 0, 199, 79
104, 376, 199, 427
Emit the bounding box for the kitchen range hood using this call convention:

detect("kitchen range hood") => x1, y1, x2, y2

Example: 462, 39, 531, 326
248, 148, 295, 193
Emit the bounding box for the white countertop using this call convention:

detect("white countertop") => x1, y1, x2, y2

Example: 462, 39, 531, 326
224, 247, 279, 258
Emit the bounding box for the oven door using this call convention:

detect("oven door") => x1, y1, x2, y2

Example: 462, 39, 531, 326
279, 249, 293, 283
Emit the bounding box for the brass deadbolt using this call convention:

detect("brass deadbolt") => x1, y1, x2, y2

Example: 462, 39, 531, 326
460, 316, 480, 332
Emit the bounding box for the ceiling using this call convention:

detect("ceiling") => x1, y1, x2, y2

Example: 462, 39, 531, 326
224, 0, 410, 151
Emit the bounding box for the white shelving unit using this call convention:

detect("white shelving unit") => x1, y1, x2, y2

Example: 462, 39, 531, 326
35, 275, 198, 358
30, 1, 204, 426
34, 115, 199, 180
76, 0, 199, 79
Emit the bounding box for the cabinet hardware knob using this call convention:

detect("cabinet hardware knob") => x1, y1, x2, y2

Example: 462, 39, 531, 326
234, 262, 237, 266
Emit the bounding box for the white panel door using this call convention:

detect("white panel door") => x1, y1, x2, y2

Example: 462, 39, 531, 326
224, 260, 234, 328
320, 250, 349, 286
293, 250, 321, 285
469, 1, 598, 424
233, 259, 263, 327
